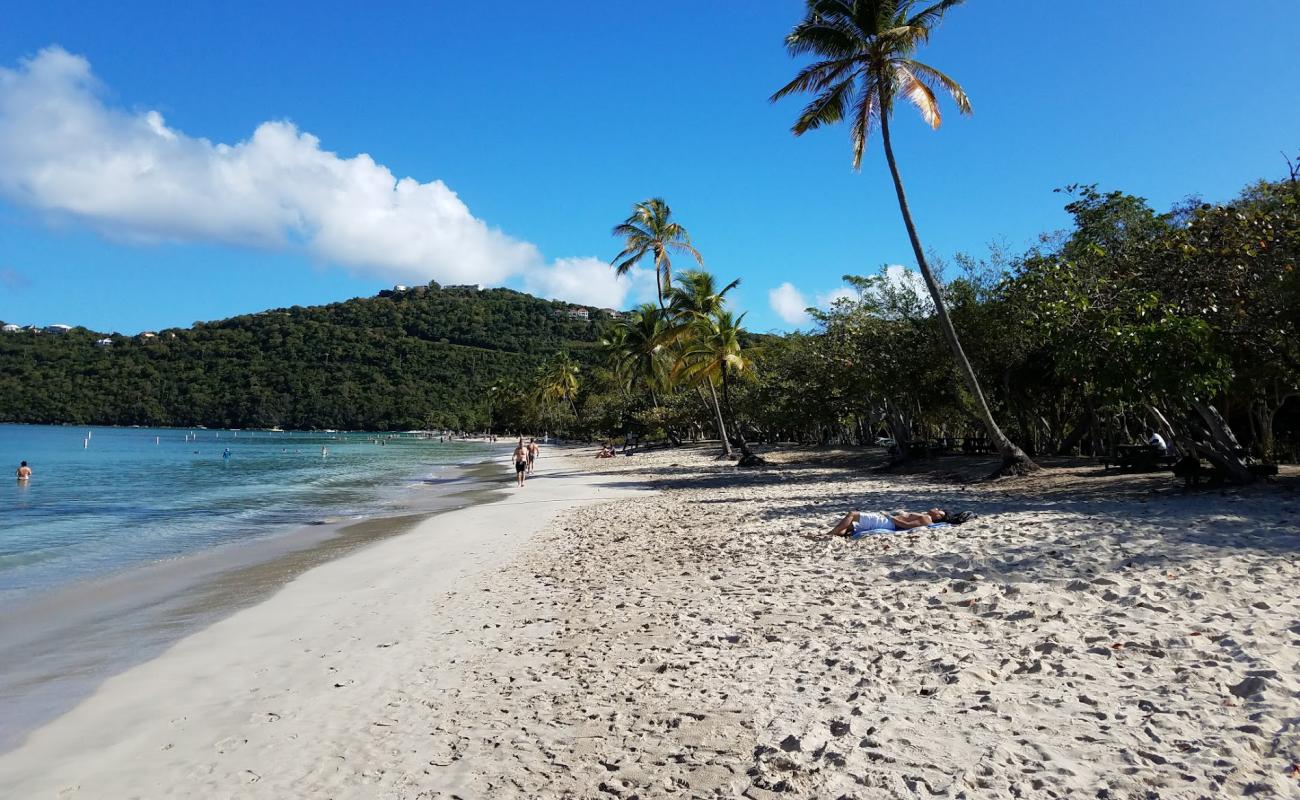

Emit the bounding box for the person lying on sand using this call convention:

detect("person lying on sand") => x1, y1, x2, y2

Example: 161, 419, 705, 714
828, 508, 972, 537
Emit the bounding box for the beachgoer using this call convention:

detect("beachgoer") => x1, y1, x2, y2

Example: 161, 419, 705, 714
223, 447, 232, 459
527, 439, 539, 473
1146, 429, 1169, 455
513, 439, 529, 487
15, 461, 32, 481
828, 507, 971, 537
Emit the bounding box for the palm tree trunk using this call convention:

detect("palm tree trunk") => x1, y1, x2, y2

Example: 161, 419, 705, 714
878, 111, 1035, 475
720, 367, 746, 448
706, 379, 734, 458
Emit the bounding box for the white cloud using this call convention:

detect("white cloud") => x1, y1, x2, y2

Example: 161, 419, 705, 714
0, 46, 604, 298
815, 286, 860, 307
523, 258, 654, 309
881, 264, 929, 304
768, 282, 810, 325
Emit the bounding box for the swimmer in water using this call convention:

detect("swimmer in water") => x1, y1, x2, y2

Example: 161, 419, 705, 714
16, 461, 32, 481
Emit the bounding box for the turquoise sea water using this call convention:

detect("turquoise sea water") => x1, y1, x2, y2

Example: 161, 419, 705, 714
0, 424, 490, 601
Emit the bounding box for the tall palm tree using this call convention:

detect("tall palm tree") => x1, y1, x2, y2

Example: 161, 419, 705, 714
674, 310, 753, 453
666, 270, 743, 456
771, 0, 1035, 473
611, 198, 704, 308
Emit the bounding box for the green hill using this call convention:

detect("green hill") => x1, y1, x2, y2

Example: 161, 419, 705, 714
0, 283, 616, 430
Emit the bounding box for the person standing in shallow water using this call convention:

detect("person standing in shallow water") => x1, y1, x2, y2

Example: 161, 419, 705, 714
15, 461, 32, 481
513, 438, 529, 488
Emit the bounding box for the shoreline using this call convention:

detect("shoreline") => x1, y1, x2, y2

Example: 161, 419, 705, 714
0, 447, 647, 797
0, 453, 508, 754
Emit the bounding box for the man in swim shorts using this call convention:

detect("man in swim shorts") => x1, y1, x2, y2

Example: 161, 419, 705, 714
828, 507, 950, 537
15, 461, 32, 481
513, 439, 529, 487
527, 438, 539, 473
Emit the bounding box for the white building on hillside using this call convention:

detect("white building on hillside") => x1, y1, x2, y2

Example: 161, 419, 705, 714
94, 337, 113, 347
45, 324, 72, 334
1, 323, 20, 332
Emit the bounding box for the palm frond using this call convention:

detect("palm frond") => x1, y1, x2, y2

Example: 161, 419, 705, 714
904, 59, 971, 114
905, 0, 966, 37
896, 64, 941, 128
612, 256, 641, 277
611, 223, 648, 239
793, 76, 857, 135
770, 57, 858, 103
671, 241, 704, 265
850, 78, 880, 169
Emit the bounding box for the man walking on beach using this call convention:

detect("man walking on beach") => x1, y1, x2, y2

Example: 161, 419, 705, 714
15, 461, 31, 481
527, 438, 539, 474
513, 439, 529, 487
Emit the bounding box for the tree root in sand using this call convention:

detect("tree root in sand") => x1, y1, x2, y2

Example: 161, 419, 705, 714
990, 452, 1039, 479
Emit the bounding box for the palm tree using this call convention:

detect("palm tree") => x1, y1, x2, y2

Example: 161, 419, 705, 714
537, 352, 581, 422
666, 270, 741, 324
771, 0, 1035, 474
611, 198, 704, 308
666, 270, 743, 457
605, 305, 672, 405
674, 309, 753, 454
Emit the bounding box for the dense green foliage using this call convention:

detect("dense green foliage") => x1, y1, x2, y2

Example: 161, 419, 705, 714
0, 284, 611, 431
725, 175, 1300, 466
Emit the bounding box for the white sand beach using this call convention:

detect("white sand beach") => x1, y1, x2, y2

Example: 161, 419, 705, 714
2, 447, 1299, 798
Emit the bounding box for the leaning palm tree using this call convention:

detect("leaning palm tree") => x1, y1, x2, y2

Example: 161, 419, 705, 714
665, 270, 743, 456
674, 309, 752, 454
771, 0, 1035, 474
611, 198, 704, 308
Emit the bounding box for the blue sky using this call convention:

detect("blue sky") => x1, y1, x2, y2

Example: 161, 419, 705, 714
1, 0, 1297, 334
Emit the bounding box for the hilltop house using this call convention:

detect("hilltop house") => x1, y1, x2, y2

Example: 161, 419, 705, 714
94, 337, 113, 347
44, 324, 72, 334
1, 323, 20, 332
564, 307, 590, 320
